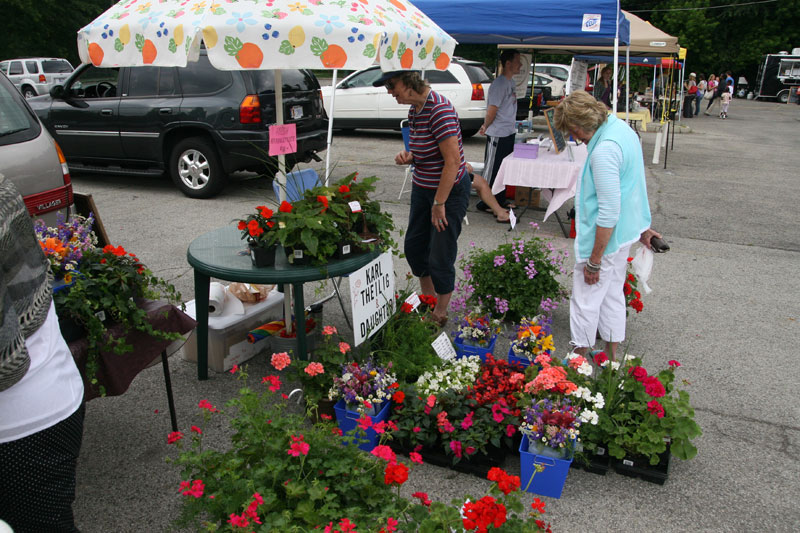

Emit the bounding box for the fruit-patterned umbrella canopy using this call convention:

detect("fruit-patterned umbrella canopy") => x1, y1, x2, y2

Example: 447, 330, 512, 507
77, 0, 456, 72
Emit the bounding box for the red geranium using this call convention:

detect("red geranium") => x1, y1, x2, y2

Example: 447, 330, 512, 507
642, 375, 666, 398
647, 399, 665, 418
317, 195, 329, 212
593, 351, 609, 365
462, 495, 507, 533
628, 366, 647, 381
383, 463, 408, 486
279, 200, 293, 213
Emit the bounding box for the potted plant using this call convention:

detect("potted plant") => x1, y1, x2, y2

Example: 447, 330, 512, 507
508, 316, 555, 368
237, 204, 279, 267
288, 325, 350, 418
51, 243, 183, 394
579, 352, 702, 483
452, 310, 502, 361
453, 223, 569, 321
35, 212, 97, 284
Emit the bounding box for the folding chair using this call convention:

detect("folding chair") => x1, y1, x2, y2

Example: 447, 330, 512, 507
273, 168, 354, 330
397, 119, 413, 199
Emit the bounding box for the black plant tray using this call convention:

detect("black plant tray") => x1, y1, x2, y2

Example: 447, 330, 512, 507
390, 441, 506, 479
570, 449, 611, 476
611, 445, 671, 485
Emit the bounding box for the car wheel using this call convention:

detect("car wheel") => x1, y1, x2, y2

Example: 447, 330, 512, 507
777, 90, 789, 104
461, 128, 479, 138
22, 86, 36, 99
170, 137, 226, 198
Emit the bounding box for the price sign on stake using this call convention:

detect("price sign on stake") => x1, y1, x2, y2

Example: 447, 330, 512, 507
348, 201, 362, 212
431, 332, 458, 361
404, 292, 421, 311
509, 208, 517, 230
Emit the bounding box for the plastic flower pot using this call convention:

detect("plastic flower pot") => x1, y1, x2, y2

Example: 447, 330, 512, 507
334, 399, 391, 452
507, 346, 533, 369
519, 434, 573, 499
248, 242, 277, 267
286, 247, 311, 266
454, 334, 497, 362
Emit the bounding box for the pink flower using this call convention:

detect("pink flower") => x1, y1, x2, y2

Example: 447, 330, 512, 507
357, 415, 372, 431
409, 452, 423, 464
643, 376, 666, 398
322, 325, 338, 335
668, 360, 681, 368
339, 342, 351, 354
461, 411, 474, 430
509, 372, 525, 385
506, 424, 517, 437
568, 355, 587, 369
304, 362, 324, 376
384, 517, 399, 532
167, 431, 183, 444
287, 441, 310, 457
179, 479, 205, 498
190, 425, 202, 434
426, 395, 436, 408
647, 400, 665, 418
271, 352, 291, 370
229, 364, 239, 374
491, 402, 510, 423
370, 445, 396, 463
412, 426, 421, 433
465, 446, 476, 455
262, 375, 281, 392
449, 440, 463, 458
228, 513, 249, 528
534, 353, 552, 366
372, 420, 387, 434
198, 399, 217, 412
412, 491, 432, 506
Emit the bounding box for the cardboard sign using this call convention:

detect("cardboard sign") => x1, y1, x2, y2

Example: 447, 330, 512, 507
268, 123, 297, 156
349, 252, 395, 346
431, 332, 458, 361
511, 53, 532, 99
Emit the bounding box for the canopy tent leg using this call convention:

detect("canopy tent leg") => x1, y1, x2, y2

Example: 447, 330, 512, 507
324, 69, 338, 185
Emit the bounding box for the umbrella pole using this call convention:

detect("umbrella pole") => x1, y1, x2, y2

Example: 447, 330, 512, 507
612, 19, 619, 113
324, 69, 339, 185
275, 69, 293, 336
625, 46, 630, 121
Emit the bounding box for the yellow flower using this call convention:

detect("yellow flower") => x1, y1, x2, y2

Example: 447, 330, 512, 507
289, 2, 307, 12
539, 335, 554, 352
369, 370, 377, 376
63, 273, 73, 284
192, 1, 207, 14
137, 2, 152, 13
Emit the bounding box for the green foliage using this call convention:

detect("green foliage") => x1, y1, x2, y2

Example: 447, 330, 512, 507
53, 245, 183, 394
288, 327, 350, 407
455, 227, 569, 322
369, 286, 441, 384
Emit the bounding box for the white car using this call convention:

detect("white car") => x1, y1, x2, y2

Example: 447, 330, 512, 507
533, 72, 566, 99
0, 57, 74, 99
321, 58, 493, 137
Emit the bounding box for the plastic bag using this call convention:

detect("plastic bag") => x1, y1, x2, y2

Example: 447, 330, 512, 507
631, 246, 654, 294
228, 283, 273, 303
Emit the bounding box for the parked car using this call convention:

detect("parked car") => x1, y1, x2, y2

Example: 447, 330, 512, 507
0, 57, 74, 99
0, 72, 73, 226
517, 75, 554, 120
534, 63, 570, 83
320, 58, 493, 137
28, 51, 328, 198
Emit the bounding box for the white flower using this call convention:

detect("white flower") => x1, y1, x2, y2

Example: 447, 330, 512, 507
600, 359, 609, 368
624, 354, 637, 362
565, 352, 579, 360
571, 386, 592, 402
577, 362, 593, 376
610, 361, 620, 371
591, 393, 605, 409
579, 409, 599, 425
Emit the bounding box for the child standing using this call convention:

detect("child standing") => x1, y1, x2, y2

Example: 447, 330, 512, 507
720, 81, 733, 119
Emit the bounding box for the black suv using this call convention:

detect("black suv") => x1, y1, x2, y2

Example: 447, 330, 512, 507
28, 51, 328, 198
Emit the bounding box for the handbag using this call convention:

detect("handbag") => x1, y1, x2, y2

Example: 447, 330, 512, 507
703, 90, 714, 101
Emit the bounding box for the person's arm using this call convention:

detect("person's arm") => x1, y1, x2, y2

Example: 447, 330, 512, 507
431, 135, 461, 232
479, 105, 498, 136
584, 140, 622, 285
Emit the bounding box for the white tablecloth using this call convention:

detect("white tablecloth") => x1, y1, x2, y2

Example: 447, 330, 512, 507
491, 143, 588, 221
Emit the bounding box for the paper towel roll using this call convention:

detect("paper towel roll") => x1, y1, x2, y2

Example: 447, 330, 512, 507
208, 282, 226, 316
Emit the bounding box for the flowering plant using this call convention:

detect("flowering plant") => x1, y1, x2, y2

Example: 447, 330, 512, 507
453, 224, 569, 321
624, 258, 644, 315
34, 213, 97, 278
329, 358, 398, 411
289, 325, 350, 408
237, 204, 279, 248
452, 310, 501, 347
51, 242, 182, 393
520, 398, 581, 456
579, 352, 702, 464
415, 356, 482, 396
509, 316, 555, 362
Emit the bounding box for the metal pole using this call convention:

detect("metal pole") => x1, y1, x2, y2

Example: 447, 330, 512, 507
275, 69, 292, 335
625, 46, 630, 120
651, 67, 657, 117
324, 69, 338, 185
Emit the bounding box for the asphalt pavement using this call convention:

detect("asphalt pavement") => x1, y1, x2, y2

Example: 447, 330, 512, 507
65, 97, 800, 532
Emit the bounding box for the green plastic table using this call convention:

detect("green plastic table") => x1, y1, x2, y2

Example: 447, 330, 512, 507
187, 225, 379, 380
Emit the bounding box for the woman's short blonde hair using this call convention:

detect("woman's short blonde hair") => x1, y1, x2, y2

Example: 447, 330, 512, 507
553, 91, 609, 135
394, 71, 429, 94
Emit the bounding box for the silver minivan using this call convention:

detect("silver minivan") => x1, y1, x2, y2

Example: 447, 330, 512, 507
0, 72, 72, 226
0, 57, 74, 99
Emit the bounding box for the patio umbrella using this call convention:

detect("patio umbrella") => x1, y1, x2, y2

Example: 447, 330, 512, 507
76, 0, 455, 335
76, 0, 457, 182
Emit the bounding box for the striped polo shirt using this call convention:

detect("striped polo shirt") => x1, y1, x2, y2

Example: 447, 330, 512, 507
408, 90, 467, 189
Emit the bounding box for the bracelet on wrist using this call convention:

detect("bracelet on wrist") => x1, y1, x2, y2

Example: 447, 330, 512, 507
585, 261, 601, 273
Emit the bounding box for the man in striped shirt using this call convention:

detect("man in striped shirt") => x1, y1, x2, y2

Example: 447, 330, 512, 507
374, 70, 470, 327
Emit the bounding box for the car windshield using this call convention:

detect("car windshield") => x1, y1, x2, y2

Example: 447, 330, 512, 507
460, 63, 493, 84
0, 78, 39, 145
42, 60, 73, 74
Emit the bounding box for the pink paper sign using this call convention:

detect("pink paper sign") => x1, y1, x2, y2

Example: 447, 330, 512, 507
268, 124, 297, 156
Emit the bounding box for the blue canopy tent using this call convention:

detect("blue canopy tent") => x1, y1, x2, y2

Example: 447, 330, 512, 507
412, 0, 630, 111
